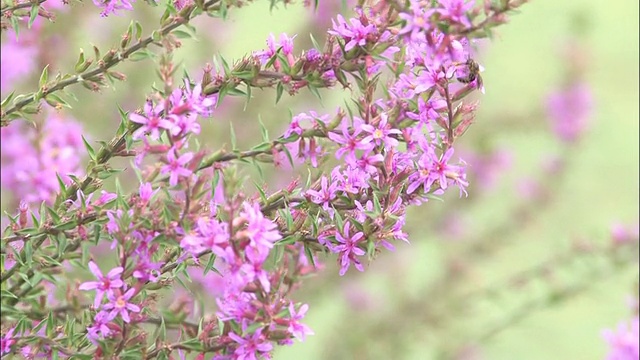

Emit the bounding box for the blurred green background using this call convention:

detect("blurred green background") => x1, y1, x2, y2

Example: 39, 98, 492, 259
3, 0, 639, 358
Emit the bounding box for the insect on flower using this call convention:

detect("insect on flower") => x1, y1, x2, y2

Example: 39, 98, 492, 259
456, 57, 484, 90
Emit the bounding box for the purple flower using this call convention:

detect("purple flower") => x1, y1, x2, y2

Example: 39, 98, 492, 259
360, 113, 401, 149
436, 0, 474, 28
103, 288, 141, 323
161, 150, 193, 187
408, 147, 467, 195
78, 261, 124, 308
95, 190, 117, 206
406, 97, 447, 124
328, 117, 372, 162
545, 82, 593, 143
129, 101, 175, 140
1, 37, 38, 92
138, 182, 158, 204
240, 202, 282, 262
330, 222, 366, 276
328, 15, 376, 51
93, 0, 135, 17
132, 252, 161, 283
169, 113, 201, 137
87, 311, 113, 344
169, 81, 215, 118
1, 327, 16, 355
398, 1, 434, 38
333, 166, 369, 194
603, 317, 639, 360
287, 303, 314, 341
306, 176, 338, 212
352, 151, 384, 174
254, 33, 296, 66
228, 329, 273, 360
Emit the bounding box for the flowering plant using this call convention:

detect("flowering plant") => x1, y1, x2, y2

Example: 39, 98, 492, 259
1, 0, 637, 359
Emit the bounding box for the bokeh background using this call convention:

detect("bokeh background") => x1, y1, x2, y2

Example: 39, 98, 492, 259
1, 0, 638, 359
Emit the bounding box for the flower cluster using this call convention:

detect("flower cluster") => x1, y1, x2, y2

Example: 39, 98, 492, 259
0, 114, 85, 205
0, 0, 537, 358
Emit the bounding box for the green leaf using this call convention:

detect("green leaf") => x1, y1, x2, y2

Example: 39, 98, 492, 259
159, 316, 166, 341
258, 116, 269, 142
372, 192, 382, 214
172, 29, 197, 40
203, 254, 218, 276
1, 289, 18, 299
1, 91, 15, 108
129, 49, 156, 62
276, 82, 284, 104
39, 65, 49, 88
45, 93, 72, 109
134, 22, 143, 41
28, 5, 38, 28
24, 240, 33, 267
180, 338, 204, 351
229, 123, 237, 150
82, 136, 96, 160
46, 311, 55, 337
303, 243, 316, 268
244, 84, 252, 111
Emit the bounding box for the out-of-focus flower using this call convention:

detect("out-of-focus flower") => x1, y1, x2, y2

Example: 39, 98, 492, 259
603, 317, 639, 360
545, 82, 593, 143
0, 115, 85, 205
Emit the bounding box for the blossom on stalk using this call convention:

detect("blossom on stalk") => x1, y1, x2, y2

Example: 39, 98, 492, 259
87, 311, 113, 344
328, 14, 376, 51
93, 0, 135, 17
161, 150, 194, 187
240, 202, 282, 258
360, 113, 401, 150
306, 176, 338, 212
78, 261, 124, 308
228, 329, 273, 360
328, 117, 372, 162
329, 222, 366, 276
287, 303, 314, 341
129, 101, 175, 140
102, 288, 141, 323
436, 0, 474, 28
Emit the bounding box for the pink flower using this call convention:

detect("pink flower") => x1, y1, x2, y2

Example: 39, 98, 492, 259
330, 222, 366, 276
161, 150, 194, 187
306, 176, 338, 212
1, 38, 38, 92
240, 202, 282, 257
398, 1, 434, 37
328, 117, 372, 162
93, 0, 135, 17
287, 303, 314, 341
545, 82, 593, 143
360, 113, 401, 150
138, 182, 158, 204
228, 329, 273, 360
436, 0, 474, 28
129, 102, 175, 140
103, 288, 141, 323
1, 327, 16, 355
328, 14, 376, 51
78, 261, 124, 308
603, 317, 639, 360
